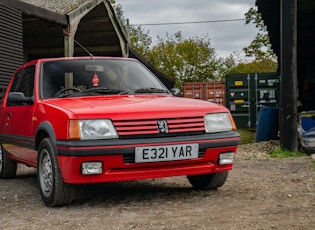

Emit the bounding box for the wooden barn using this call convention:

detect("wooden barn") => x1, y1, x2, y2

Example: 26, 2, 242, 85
0, 0, 173, 98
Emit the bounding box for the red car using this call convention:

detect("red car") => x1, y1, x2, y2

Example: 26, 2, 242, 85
0, 57, 240, 206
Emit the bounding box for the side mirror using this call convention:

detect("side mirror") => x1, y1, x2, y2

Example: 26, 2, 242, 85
7, 92, 34, 105
170, 88, 181, 97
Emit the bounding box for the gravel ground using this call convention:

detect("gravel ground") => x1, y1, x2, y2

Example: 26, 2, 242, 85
0, 141, 314, 230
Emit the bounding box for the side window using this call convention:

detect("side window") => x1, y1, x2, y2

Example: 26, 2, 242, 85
7, 65, 35, 106
9, 66, 35, 98
9, 70, 23, 93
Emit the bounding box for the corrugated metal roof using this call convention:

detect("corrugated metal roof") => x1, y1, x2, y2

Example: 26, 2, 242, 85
19, 0, 91, 15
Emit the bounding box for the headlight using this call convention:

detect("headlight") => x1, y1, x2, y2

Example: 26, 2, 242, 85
79, 119, 118, 140
204, 113, 233, 133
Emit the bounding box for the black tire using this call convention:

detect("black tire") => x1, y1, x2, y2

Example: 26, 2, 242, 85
37, 138, 76, 207
0, 144, 17, 179
187, 171, 229, 190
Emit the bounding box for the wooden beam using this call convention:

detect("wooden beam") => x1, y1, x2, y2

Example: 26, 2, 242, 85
24, 31, 116, 40
280, 0, 298, 151
25, 45, 121, 55
104, 1, 129, 57
67, 0, 104, 24
64, 24, 77, 57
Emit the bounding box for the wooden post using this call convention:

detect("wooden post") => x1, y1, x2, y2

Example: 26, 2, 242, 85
63, 23, 78, 88
64, 24, 78, 58
280, 0, 298, 151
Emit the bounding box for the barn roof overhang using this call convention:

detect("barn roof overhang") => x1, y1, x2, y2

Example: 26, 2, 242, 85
2, 0, 129, 59
256, 0, 315, 151
256, 0, 315, 63
0, 0, 174, 88
0, 0, 68, 25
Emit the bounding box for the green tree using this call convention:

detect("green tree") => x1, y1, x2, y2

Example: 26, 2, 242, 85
239, 7, 278, 72
216, 53, 239, 79
114, 2, 279, 87
129, 26, 152, 58
113, 2, 225, 87
146, 32, 220, 88
229, 61, 277, 74
112, 2, 152, 58
225, 7, 278, 75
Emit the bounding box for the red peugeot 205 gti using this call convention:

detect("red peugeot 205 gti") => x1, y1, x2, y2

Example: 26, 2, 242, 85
0, 57, 240, 206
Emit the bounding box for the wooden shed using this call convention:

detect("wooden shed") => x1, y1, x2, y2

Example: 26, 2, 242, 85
0, 0, 174, 98
257, 0, 315, 151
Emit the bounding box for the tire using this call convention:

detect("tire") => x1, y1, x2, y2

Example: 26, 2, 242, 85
0, 144, 17, 179
187, 171, 229, 190
37, 138, 76, 207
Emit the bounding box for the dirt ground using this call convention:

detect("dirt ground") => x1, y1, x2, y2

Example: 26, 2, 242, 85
0, 143, 314, 230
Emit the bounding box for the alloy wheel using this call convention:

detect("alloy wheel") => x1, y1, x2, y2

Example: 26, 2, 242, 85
39, 149, 53, 197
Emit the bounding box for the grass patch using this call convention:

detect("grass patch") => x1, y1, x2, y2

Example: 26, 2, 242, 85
308, 161, 315, 171
268, 148, 305, 158
238, 129, 256, 144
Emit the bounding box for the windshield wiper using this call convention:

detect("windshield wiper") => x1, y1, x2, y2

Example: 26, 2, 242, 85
133, 87, 170, 94
81, 87, 126, 95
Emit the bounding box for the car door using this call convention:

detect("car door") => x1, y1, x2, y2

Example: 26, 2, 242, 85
1, 65, 37, 165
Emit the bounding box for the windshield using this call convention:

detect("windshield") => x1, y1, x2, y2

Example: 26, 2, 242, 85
40, 59, 169, 99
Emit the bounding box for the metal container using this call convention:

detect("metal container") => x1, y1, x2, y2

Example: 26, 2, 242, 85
183, 82, 225, 106
226, 73, 280, 128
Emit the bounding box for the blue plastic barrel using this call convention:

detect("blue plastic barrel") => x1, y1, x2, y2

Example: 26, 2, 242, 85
256, 106, 279, 142
300, 112, 315, 131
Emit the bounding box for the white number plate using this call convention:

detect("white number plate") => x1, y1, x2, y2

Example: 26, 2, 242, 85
135, 144, 199, 163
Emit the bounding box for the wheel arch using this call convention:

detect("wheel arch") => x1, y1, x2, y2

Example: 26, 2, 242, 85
35, 121, 57, 150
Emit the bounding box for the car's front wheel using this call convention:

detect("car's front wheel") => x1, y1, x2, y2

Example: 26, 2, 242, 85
0, 144, 17, 179
37, 138, 76, 207
187, 171, 229, 190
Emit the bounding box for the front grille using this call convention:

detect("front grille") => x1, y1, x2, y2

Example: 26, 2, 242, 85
113, 116, 205, 138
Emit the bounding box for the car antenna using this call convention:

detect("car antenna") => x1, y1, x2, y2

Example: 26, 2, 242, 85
74, 39, 93, 57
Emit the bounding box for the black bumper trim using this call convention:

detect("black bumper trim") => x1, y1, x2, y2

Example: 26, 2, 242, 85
56, 131, 240, 156
0, 134, 35, 149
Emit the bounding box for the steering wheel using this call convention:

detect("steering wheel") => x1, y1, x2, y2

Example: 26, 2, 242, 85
54, 87, 82, 98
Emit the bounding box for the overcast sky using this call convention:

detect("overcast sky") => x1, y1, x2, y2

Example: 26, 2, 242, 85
115, 0, 259, 57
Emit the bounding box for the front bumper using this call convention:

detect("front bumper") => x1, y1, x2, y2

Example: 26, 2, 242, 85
56, 131, 240, 184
